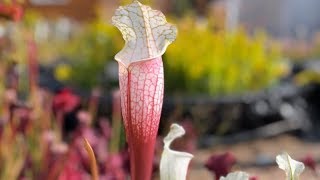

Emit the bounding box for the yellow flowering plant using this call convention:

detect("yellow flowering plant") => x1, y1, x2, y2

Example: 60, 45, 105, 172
164, 17, 287, 96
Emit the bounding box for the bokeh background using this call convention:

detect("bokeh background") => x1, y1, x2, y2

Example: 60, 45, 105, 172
1, 0, 320, 179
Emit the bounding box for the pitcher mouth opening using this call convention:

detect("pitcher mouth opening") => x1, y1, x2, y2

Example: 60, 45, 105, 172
116, 56, 163, 70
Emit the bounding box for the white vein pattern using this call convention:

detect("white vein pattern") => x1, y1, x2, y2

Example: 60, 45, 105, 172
112, 0, 177, 67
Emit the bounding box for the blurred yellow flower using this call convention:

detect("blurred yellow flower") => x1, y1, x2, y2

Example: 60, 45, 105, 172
54, 64, 71, 82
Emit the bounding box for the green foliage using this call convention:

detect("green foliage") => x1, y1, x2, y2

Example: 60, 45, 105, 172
63, 19, 123, 90
164, 17, 286, 96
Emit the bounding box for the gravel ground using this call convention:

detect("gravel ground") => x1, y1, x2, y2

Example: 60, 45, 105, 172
188, 135, 320, 180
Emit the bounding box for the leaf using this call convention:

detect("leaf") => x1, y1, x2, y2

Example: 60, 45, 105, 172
160, 123, 193, 180
276, 152, 305, 180
84, 138, 98, 180
112, 0, 177, 66
219, 171, 250, 180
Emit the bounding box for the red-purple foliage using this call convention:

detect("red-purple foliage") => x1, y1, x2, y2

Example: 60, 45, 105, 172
302, 155, 317, 172
205, 152, 236, 180
0, 3, 23, 21
53, 88, 81, 114
249, 175, 259, 180
58, 149, 87, 180
104, 153, 126, 180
